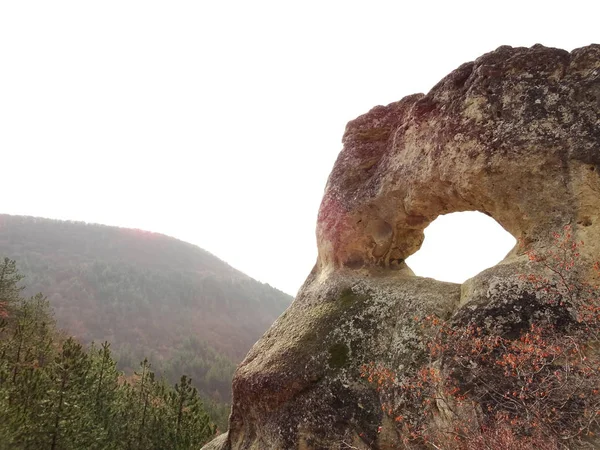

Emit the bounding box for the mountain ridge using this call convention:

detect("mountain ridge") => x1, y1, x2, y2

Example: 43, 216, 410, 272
0, 213, 293, 406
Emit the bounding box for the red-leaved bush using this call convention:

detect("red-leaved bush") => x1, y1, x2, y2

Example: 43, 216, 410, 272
361, 226, 600, 449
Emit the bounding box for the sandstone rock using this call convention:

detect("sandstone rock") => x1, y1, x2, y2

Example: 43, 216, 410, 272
202, 44, 600, 449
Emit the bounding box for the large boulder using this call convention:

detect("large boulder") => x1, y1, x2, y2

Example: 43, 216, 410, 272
203, 44, 600, 449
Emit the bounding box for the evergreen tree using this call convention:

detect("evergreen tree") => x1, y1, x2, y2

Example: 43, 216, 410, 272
44, 337, 98, 450
0, 291, 55, 449
93, 343, 120, 419
0, 258, 25, 317
169, 375, 215, 449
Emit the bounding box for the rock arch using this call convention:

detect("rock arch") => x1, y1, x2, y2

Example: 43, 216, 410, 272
317, 44, 600, 274
203, 44, 600, 450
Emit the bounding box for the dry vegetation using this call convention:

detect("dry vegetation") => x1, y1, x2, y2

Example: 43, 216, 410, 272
362, 226, 600, 449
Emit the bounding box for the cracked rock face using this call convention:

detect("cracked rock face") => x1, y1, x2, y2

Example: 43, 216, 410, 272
202, 44, 600, 450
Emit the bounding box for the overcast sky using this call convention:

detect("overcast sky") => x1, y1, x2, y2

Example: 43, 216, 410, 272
1, 1, 597, 295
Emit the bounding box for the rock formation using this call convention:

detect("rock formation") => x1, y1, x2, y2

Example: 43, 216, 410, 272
202, 44, 600, 449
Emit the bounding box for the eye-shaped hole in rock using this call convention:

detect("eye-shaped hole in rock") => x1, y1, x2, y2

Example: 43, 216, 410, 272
405, 211, 516, 283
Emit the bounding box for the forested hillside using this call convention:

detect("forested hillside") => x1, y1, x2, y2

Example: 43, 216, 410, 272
0, 214, 293, 413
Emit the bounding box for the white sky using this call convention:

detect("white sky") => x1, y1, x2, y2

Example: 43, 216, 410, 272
0, 1, 597, 295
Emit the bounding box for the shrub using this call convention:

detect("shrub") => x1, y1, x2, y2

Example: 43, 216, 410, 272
361, 226, 600, 449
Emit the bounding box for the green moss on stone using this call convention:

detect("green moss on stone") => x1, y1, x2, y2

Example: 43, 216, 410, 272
339, 288, 355, 307
339, 287, 369, 307
328, 343, 349, 368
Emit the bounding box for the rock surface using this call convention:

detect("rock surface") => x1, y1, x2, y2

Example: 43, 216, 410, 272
202, 44, 600, 449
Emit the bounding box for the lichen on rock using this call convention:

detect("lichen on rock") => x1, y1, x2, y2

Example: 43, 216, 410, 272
202, 44, 600, 450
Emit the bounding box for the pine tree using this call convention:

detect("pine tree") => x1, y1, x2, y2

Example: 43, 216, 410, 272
169, 375, 216, 449
2, 294, 54, 386
44, 337, 99, 450
0, 293, 55, 449
0, 258, 25, 317
88, 341, 121, 448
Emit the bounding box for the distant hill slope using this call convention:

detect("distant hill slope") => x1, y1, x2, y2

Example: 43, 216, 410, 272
0, 214, 293, 403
